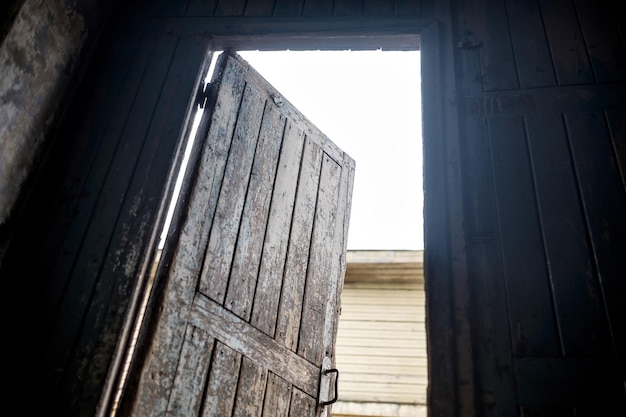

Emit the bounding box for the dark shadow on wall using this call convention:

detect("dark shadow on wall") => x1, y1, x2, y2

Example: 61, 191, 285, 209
0, 0, 26, 44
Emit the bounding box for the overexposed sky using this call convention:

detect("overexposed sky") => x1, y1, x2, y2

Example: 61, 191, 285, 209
239, 50, 423, 250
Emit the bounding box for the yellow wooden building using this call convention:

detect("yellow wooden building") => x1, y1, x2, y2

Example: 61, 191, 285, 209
333, 250, 427, 417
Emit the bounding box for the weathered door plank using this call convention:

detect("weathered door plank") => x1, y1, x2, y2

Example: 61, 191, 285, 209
250, 121, 306, 337
200, 342, 242, 417
225, 102, 286, 321
200, 83, 266, 304
232, 357, 269, 417
261, 373, 292, 417
274, 137, 323, 350
166, 326, 215, 417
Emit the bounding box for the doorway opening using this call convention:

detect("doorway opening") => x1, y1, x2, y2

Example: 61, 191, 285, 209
110, 47, 425, 417
237, 49, 426, 417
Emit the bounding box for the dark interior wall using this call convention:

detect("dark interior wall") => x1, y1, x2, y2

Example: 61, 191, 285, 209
450, 0, 626, 415
0, 0, 624, 417
0, 0, 120, 250
0, 0, 26, 43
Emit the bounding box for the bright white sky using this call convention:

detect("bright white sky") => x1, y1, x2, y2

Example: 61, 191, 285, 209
239, 50, 423, 250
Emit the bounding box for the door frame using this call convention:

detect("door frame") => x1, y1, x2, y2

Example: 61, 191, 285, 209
103, 16, 473, 417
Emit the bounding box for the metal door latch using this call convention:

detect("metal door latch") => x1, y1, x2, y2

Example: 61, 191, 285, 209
318, 356, 339, 407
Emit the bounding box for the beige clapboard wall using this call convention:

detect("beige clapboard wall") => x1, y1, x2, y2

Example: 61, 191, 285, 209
333, 250, 427, 417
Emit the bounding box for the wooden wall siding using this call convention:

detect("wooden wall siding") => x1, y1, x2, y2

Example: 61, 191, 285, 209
124, 52, 354, 417
146, 0, 423, 17
460, 0, 626, 91
455, 0, 626, 414
334, 281, 428, 407
0, 25, 208, 417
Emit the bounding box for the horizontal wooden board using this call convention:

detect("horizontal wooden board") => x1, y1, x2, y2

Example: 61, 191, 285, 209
340, 292, 425, 303
341, 303, 424, 313
338, 355, 428, 366
337, 320, 425, 332
337, 337, 426, 348
339, 389, 427, 404
339, 313, 424, 322
336, 363, 428, 376
333, 401, 428, 417
346, 250, 424, 264
189, 294, 319, 397
341, 281, 423, 290
340, 372, 428, 385
336, 346, 427, 358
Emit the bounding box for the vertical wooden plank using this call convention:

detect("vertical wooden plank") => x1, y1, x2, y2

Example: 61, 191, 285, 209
185, 0, 219, 16
35, 32, 150, 340
470, 0, 519, 91
574, 0, 626, 83
462, 115, 518, 417
245, 0, 276, 16
506, 0, 557, 88
333, 0, 363, 16
200, 84, 265, 304
225, 101, 285, 321
129, 53, 247, 417
606, 110, 626, 189
456, 16, 518, 411
513, 357, 618, 408
420, 20, 467, 417
232, 357, 269, 417
488, 116, 560, 356
43, 33, 179, 399
262, 373, 292, 417
167, 327, 214, 417
362, 0, 394, 16
565, 112, 626, 362
611, 1, 626, 55
273, 0, 305, 16
214, 0, 247, 16
539, 0, 594, 85
147, 0, 192, 16
250, 123, 306, 337
201, 342, 242, 417
303, 0, 335, 16
321, 151, 353, 366
394, 0, 422, 17
273, 138, 323, 350
298, 154, 341, 365
288, 388, 317, 417
525, 115, 612, 357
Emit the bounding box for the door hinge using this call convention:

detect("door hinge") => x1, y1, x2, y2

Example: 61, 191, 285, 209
195, 82, 210, 109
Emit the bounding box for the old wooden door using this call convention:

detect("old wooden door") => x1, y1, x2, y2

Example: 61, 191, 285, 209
121, 51, 354, 417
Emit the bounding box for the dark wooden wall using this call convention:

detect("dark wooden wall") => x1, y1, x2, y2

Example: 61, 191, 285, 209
452, 0, 626, 415
143, 0, 422, 16
1, 0, 624, 416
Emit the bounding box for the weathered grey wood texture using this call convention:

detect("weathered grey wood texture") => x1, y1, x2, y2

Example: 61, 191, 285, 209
123, 51, 354, 417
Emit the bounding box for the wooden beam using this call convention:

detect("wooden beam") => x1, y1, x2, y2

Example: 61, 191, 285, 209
344, 250, 424, 283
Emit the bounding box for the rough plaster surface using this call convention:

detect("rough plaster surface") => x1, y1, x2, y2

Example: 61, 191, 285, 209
0, 0, 85, 224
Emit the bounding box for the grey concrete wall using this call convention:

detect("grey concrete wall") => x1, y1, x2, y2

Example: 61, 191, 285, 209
0, 0, 86, 224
